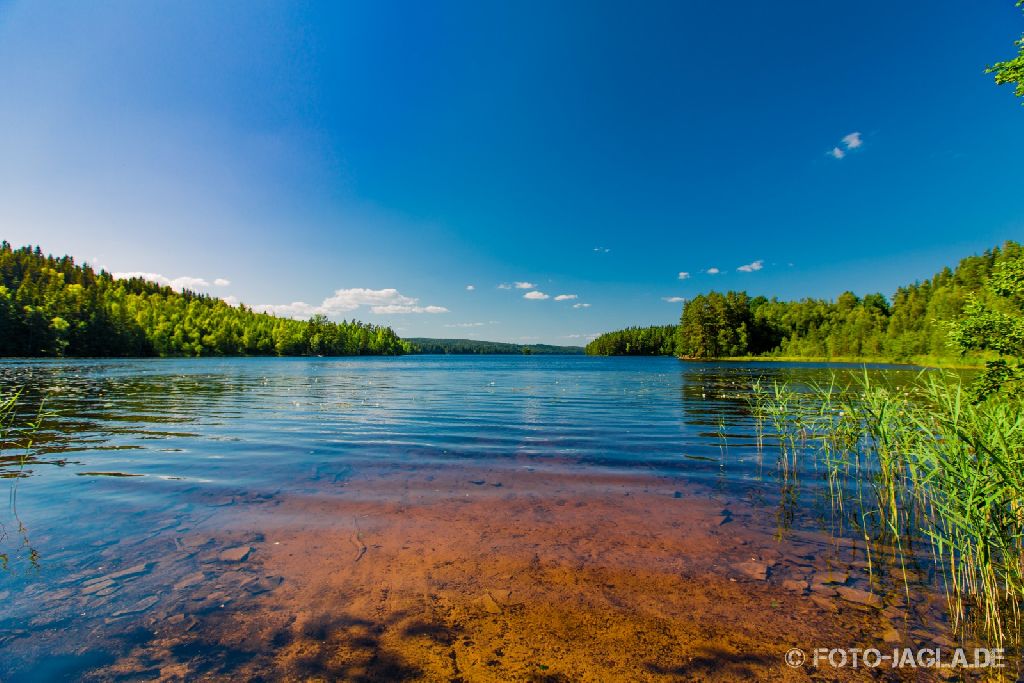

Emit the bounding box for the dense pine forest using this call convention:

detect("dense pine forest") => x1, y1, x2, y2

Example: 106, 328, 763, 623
587, 241, 1022, 363
0, 243, 409, 357
406, 338, 584, 355
582, 325, 676, 356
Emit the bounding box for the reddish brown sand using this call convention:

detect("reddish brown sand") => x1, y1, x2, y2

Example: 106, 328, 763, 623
74, 461, 970, 682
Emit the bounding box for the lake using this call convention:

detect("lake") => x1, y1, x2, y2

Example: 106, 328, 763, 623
0, 356, 953, 681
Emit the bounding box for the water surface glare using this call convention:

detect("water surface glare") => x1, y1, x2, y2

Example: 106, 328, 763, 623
0, 356, 951, 681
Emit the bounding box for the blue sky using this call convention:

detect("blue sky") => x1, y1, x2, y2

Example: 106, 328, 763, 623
1, 1, 1022, 345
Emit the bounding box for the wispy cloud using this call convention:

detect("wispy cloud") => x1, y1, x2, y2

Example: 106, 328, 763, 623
842, 132, 863, 149
465, 284, 475, 291
497, 283, 512, 290
372, 304, 448, 314
255, 287, 448, 318
593, 247, 611, 253
554, 294, 577, 301
514, 281, 536, 289
444, 322, 486, 328
662, 296, 686, 303
706, 267, 720, 275
828, 131, 862, 159
113, 271, 230, 291
678, 271, 691, 280
737, 259, 764, 273
523, 291, 549, 300
573, 303, 591, 309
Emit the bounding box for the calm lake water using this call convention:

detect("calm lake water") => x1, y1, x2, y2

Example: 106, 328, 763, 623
0, 356, 944, 680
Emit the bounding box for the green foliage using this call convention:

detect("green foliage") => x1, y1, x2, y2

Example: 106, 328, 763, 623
948, 251, 1024, 400
987, 1, 1024, 100
675, 291, 771, 358
407, 338, 584, 355
588, 241, 1021, 364
0, 242, 408, 357
752, 374, 1024, 647
584, 325, 676, 356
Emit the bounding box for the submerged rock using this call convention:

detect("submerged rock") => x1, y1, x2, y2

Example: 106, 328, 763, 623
112, 595, 159, 617
734, 560, 768, 581
815, 569, 849, 585
173, 571, 207, 591
810, 595, 838, 612
480, 593, 503, 614
219, 545, 252, 563
781, 579, 807, 593
106, 562, 152, 581
245, 575, 283, 595
81, 579, 115, 596
836, 586, 882, 609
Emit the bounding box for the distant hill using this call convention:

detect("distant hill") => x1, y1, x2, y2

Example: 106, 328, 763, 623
405, 338, 584, 355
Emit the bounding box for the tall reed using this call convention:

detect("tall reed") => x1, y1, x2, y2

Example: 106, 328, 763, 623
748, 372, 1024, 648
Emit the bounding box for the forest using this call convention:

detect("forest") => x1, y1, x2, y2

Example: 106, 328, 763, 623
586, 240, 1022, 364
406, 338, 584, 355
0, 243, 409, 357
580, 325, 676, 356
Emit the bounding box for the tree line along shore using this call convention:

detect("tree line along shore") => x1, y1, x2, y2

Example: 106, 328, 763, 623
0, 243, 588, 358
585, 240, 1021, 369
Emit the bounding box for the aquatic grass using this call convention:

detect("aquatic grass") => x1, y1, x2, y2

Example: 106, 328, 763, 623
0, 389, 46, 571
902, 376, 1024, 647
748, 370, 1024, 648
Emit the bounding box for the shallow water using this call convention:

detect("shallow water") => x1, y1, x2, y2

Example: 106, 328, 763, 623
0, 357, 983, 680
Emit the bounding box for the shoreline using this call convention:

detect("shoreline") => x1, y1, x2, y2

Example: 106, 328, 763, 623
675, 355, 985, 370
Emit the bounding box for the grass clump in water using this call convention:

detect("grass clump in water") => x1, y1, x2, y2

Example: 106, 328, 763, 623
750, 372, 1024, 649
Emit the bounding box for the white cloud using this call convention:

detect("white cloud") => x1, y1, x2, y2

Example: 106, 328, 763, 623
828, 131, 862, 160
113, 271, 211, 290
254, 301, 319, 318
842, 132, 863, 149
573, 303, 591, 309
514, 281, 536, 289
662, 296, 686, 303
678, 271, 691, 280
321, 288, 415, 311
444, 322, 486, 328
371, 304, 448, 314
465, 284, 475, 291
497, 283, 512, 290
706, 267, 720, 275
114, 272, 233, 291
523, 291, 549, 300
254, 287, 447, 319
593, 247, 611, 253
737, 259, 764, 273
554, 294, 578, 301
222, 295, 240, 306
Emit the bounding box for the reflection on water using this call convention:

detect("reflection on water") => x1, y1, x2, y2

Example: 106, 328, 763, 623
0, 357, 971, 679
